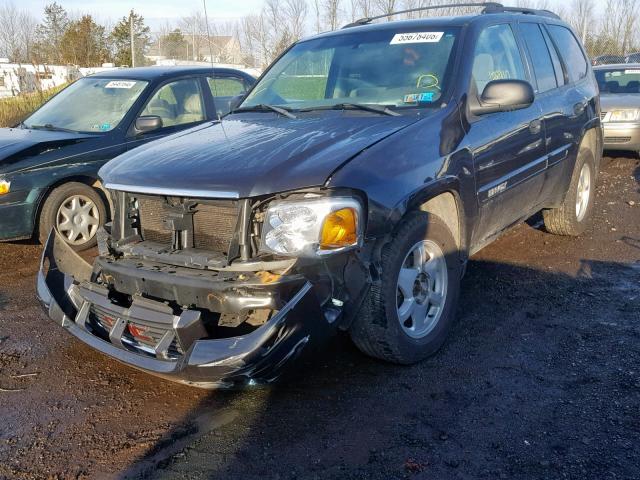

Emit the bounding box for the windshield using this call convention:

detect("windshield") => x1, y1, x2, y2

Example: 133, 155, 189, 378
241, 27, 460, 111
595, 68, 640, 94
24, 77, 148, 133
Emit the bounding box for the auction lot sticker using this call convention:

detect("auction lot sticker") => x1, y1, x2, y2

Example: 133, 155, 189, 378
105, 80, 138, 89
390, 32, 444, 44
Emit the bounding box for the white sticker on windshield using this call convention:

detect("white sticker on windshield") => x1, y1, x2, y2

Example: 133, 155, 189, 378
390, 32, 444, 44
625, 69, 640, 74
105, 80, 137, 89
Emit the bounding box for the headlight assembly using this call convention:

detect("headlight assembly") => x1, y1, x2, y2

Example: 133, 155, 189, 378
609, 109, 640, 122
0, 179, 10, 196
261, 197, 363, 257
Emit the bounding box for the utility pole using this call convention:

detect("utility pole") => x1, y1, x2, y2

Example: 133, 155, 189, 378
130, 13, 135, 68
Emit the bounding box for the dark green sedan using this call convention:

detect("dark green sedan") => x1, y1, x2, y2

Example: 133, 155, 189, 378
0, 66, 254, 250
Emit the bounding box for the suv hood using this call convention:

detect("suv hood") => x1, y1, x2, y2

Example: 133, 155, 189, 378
100, 112, 422, 198
0, 127, 97, 174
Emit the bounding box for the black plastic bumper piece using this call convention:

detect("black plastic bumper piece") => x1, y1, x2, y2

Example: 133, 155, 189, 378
36, 232, 331, 389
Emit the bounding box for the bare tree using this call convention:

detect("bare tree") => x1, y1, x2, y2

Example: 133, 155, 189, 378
285, 0, 308, 41
601, 0, 640, 55
567, 0, 594, 44
374, 0, 398, 20
18, 10, 37, 62
0, 3, 22, 61
356, 0, 375, 17
324, 0, 342, 30
180, 11, 208, 61
312, 0, 323, 33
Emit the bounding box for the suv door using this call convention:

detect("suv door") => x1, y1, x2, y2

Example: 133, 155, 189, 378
465, 23, 546, 246
127, 77, 208, 149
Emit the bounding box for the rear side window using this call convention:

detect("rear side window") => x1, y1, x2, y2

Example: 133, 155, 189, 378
207, 76, 249, 116
520, 23, 557, 92
547, 25, 588, 83
541, 27, 565, 86
472, 24, 527, 93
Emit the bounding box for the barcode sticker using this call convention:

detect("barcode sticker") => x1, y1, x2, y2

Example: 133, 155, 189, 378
390, 32, 444, 44
105, 80, 137, 89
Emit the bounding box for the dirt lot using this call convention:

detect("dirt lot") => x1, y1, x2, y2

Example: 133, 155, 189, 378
0, 155, 638, 480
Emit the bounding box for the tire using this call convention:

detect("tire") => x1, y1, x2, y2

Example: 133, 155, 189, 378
350, 211, 462, 365
543, 142, 597, 236
38, 182, 107, 251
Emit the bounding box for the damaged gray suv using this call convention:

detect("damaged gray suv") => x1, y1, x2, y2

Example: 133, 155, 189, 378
37, 4, 602, 388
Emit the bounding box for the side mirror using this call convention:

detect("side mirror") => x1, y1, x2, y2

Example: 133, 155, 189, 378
470, 79, 535, 116
134, 115, 163, 134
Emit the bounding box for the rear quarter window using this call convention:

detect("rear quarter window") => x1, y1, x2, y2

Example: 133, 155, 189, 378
547, 25, 588, 83
520, 23, 557, 92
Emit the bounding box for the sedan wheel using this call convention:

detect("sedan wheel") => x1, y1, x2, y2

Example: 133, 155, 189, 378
56, 195, 100, 245
38, 182, 107, 251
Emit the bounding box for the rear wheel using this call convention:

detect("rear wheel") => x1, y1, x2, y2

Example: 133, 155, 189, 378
350, 212, 461, 364
38, 182, 106, 251
543, 143, 597, 236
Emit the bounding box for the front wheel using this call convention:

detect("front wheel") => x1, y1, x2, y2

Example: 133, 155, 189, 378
350, 212, 462, 365
38, 182, 106, 251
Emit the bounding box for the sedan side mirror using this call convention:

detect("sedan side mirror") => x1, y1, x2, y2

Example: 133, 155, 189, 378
135, 115, 163, 134
470, 79, 535, 116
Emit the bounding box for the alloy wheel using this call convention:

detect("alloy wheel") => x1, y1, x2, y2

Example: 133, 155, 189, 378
575, 163, 591, 222
396, 239, 448, 339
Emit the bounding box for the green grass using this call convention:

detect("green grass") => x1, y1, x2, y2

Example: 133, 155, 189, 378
274, 76, 327, 100
0, 84, 67, 128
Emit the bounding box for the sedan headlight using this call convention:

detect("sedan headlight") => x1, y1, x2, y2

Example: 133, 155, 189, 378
261, 197, 363, 257
0, 179, 10, 196
609, 109, 640, 122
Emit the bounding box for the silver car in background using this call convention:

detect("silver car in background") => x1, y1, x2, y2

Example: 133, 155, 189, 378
595, 64, 640, 154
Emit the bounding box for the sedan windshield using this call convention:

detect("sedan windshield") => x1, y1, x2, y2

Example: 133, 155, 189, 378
23, 77, 148, 133
595, 68, 640, 94
241, 27, 460, 112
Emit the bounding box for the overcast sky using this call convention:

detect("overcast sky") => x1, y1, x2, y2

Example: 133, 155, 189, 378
15, 0, 571, 29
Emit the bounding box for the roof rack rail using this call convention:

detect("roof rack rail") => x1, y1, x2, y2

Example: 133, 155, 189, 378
482, 3, 561, 19
343, 1, 560, 28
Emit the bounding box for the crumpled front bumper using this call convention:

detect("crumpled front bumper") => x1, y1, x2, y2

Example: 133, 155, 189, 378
36, 232, 332, 389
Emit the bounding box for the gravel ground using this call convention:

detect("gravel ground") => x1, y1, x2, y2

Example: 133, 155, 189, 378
0, 155, 638, 480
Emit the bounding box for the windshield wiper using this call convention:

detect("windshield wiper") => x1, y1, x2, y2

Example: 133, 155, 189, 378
299, 103, 401, 117
233, 104, 297, 119
332, 103, 401, 116
28, 123, 80, 134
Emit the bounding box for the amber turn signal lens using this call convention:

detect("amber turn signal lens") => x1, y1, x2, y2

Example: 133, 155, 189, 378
320, 208, 358, 250
0, 180, 9, 196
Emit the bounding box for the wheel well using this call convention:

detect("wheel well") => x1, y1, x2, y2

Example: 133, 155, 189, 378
579, 127, 603, 177
418, 192, 461, 250
34, 176, 108, 231
583, 126, 601, 157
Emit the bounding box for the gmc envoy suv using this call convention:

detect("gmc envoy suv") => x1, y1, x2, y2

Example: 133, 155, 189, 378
37, 4, 602, 388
